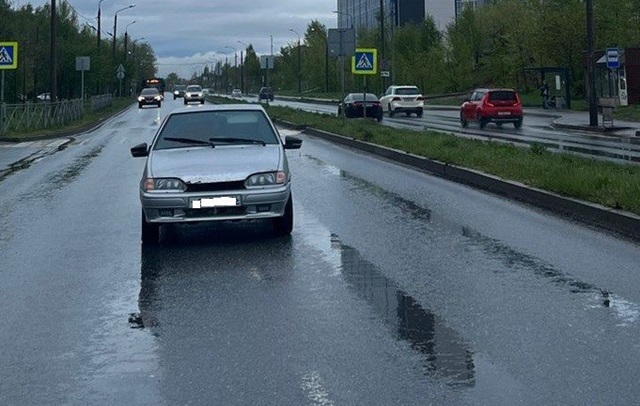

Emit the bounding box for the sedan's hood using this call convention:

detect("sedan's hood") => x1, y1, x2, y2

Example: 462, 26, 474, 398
149, 145, 282, 183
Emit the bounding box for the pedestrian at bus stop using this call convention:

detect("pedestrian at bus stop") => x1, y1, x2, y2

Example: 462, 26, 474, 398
540, 81, 550, 109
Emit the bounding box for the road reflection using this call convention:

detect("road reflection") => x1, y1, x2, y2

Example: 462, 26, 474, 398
329, 234, 475, 388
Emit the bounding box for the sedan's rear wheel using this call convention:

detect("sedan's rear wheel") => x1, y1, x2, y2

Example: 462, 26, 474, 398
273, 196, 293, 236
478, 117, 487, 129
514, 118, 523, 129
141, 210, 160, 244
389, 104, 395, 117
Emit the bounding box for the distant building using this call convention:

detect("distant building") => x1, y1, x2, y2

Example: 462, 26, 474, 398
454, 0, 492, 19
336, 1, 454, 31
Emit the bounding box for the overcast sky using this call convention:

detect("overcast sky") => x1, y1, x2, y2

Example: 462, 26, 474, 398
16, 1, 455, 78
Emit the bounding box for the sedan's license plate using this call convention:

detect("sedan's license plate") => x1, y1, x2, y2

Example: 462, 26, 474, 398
498, 111, 511, 115
192, 197, 239, 209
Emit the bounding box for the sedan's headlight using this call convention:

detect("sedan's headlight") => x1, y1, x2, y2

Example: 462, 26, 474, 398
174, 91, 179, 95
245, 172, 287, 188
144, 178, 187, 192
138, 96, 144, 101
154, 96, 162, 100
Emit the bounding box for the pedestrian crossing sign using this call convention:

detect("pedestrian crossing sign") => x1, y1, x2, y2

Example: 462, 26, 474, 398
0, 42, 18, 70
351, 48, 377, 75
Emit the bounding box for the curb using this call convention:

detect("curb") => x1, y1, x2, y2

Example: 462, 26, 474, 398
275, 119, 640, 241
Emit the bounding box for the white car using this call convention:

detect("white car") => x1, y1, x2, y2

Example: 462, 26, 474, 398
379, 85, 424, 117
184, 85, 205, 104
231, 89, 242, 98
36, 92, 51, 102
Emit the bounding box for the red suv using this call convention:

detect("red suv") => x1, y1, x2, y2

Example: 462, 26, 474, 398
460, 88, 523, 129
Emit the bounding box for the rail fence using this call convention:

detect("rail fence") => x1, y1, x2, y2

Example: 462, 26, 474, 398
0, 94, 113, 135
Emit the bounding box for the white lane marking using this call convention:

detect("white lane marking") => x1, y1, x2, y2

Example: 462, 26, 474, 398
301, 371, 335, 406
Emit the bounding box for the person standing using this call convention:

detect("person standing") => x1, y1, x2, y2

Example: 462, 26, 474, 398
540, 81, 550, 109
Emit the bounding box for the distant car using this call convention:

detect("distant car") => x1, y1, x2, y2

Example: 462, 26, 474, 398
379, 85, 424, 117
184, 85, 205, 105
202, 88, 213, 97
138, 88, 162, 109
173, 85, 187, 100
258, 87, 274, 101
460, 88, 523, 129
338, 93, 383, 122
36, 93, 51, 102
231, 89, 242, 98
129, 104, 303, 243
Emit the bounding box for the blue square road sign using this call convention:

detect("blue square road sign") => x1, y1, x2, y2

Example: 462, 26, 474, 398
0, 42, 18, 70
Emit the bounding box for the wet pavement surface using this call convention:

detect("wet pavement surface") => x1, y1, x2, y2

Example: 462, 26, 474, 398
1, 99, 640, 405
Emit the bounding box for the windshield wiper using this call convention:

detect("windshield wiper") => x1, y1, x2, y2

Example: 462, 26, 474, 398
163, 137, 214, 147
209, 137, 266, 146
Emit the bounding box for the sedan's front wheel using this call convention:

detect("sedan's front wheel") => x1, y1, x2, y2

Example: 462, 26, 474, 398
141, 210, 160, 244
273, 196, 293, 236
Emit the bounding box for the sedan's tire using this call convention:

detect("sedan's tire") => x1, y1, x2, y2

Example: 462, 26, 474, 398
141, 210, 160, 244
200, 100, 205, 104
514, 118, 523, 129
273, 196, 293, 236
389, 105, 395, 117
183, 100, 187, 105
157, 102, 161, 108
478, 117, 487, 129
417, 109, 423, 118
138, 103, 143, 109
173, 96, 177, 100
376, 114, 383, 122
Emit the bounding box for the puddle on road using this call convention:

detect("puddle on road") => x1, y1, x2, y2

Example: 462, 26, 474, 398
19, 142, 107, 200
461, 226, 640, 326
303, 154, 432, 222
329, 233, 475, 388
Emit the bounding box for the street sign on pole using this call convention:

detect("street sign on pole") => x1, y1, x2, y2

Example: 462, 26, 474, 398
606, 48, 620, 69
0, 42, 18, 70
351, 48, 378, 75
76, 57, 90, 101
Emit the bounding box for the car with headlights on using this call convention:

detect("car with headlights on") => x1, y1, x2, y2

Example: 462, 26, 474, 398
338, 93, 383, 122
460, 88, 523, 129
130, 104, 303, 243
184, 85, 205, 105
379, 85, 424, 117
138, 88, 162, 108
173, 84, 187, 100
231, 89, 242, 98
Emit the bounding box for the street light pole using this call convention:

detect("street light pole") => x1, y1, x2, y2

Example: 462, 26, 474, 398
112, 4, 135, 59
238, 40, 248, 95
96, 0, 109, 49
586, 0, 598, 126
124, 20, 136, 60
289, 28, 301, 94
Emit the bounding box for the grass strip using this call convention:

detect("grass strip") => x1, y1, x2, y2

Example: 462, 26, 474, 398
255, 102, 640, 216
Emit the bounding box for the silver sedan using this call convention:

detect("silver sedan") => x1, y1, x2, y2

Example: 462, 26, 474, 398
130, 104, 302, 243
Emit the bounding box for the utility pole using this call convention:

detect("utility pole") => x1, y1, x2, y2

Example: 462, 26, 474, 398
586, 0, 598, 126
50, 0, 57, 102
380, 0, 385, 91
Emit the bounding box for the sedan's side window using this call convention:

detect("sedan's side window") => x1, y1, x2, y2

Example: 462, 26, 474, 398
385, 87, 392, 96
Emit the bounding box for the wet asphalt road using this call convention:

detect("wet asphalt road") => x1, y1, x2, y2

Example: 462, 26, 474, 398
1, 98, 640, 405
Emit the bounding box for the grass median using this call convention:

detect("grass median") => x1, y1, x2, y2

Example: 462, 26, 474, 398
245, 101, 639, 217
1, 98, 134, 141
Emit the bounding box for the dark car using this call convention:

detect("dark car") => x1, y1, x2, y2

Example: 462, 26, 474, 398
138, 88, 162, 108
258, 87, 274, 101
460, 88, 523, 129
338, 93, 383, 122
173, 85, 187, 100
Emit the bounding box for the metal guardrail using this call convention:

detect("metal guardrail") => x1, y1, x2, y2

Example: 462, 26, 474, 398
0, 94, 112, 135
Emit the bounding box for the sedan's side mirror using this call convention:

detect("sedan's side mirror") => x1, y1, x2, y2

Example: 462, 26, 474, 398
130, 143, 149, 157
284, 136, 302, 150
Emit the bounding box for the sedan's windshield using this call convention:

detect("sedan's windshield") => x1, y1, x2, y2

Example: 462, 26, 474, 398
186, 85, 202, 92
154, 110, 280, 150
141, 88, 159, 95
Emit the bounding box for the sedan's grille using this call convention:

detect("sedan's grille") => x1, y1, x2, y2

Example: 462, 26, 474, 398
184, 207, 246, 217
186, 181, 245, 192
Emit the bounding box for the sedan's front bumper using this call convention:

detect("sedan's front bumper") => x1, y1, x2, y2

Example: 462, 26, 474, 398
140, 184, 291, 223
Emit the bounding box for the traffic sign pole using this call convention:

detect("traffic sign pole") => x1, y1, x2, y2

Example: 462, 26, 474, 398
1, 71, 4, 103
